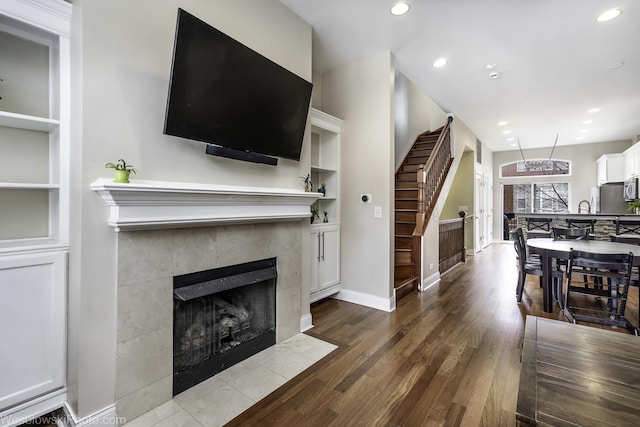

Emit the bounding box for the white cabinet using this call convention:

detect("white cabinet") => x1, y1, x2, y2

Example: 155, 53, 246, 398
624, 142, 640, 180
309, 225, 341, 302
308, 109, 342, 302
0, 251, 67, 412
0, 1, 70, 423
597, 153, 625, 184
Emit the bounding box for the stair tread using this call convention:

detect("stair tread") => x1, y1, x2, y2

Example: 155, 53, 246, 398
394, 276, 417, 289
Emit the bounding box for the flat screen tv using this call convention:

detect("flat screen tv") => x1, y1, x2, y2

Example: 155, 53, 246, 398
164, 8, 313, 165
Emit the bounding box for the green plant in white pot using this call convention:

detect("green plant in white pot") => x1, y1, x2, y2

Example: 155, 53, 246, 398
105, 159, 137, 183
628, 200, 640, 215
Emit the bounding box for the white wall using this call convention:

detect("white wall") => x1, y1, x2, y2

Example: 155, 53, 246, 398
68, 0, 312, 419
394, 72, 448, 171
321, 52, 395, 305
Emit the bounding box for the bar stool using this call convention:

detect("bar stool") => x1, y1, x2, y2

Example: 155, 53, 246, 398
527, 217, 552, 239
611, 219, 640, 244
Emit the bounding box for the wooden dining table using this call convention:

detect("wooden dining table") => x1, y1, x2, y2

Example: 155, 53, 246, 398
526, 238, 640, 313
516, 316, 640, 426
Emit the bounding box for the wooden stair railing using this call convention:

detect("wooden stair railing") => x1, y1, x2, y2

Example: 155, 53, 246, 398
439, 214, 466, 273
415, 116, 454, 235
394, 116, 453, 298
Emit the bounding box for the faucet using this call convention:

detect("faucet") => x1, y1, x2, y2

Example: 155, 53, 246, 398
578, 200, 591, 214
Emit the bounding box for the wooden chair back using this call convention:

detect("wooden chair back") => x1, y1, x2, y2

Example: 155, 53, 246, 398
552, 227, 590, 240
565, 249, 637, 335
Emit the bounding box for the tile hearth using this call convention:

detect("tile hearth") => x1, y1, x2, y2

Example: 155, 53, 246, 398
122, 333, 336, 427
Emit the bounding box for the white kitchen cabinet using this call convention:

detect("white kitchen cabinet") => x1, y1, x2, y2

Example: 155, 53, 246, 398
597, 153, 625, 184
624, 142, 640, 180
309, 225, 340, 302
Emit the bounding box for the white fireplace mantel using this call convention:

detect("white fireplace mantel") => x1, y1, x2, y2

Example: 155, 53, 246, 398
91, 178, 320, 231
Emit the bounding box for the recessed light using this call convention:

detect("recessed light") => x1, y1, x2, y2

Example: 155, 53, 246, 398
582, 120, 593, 124
488, 71, 501, 79
485, 63, 497, 70
390, 1, 410, 16
497, 121, 508, 126
596, 8, 622, 22
587, 107, 600, 114
502, 130, 511, 135
432, 57, 447, 68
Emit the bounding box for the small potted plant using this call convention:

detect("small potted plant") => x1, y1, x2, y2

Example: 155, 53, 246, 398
310, 206, 320, 224
318, 182, 326, 197
105, 159, 137, 183
628, 200, 640, 215
302, 174, 312, 192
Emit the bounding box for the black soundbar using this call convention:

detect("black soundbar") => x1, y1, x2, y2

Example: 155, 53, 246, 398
205, 144, 278, 166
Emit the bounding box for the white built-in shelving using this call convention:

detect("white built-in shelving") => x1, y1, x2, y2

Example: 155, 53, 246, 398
308, 109, 343, 302
0, 0, 70, 423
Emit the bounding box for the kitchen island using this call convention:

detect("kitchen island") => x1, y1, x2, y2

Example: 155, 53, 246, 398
515, 213, 640, 240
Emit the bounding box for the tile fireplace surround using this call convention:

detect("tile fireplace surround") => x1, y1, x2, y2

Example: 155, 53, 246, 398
92, 179, 320, 422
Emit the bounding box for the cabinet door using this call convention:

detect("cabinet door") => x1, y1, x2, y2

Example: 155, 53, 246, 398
0, 251, 66, 411
597, 157, 607, 185
309, 230, 321, 294
318, 227, 340, 290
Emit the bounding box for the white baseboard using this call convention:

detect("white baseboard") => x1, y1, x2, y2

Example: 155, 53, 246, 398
420, 271, 440, 291
63, 403, 120, 427
333, 289, 396, 312
0, 389, 67, 427
300, 313, 313, 332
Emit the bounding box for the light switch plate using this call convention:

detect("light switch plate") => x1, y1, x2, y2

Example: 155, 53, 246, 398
374, 206, 382, 218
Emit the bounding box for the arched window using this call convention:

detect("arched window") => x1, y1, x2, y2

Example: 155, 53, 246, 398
500, 159, 570, 178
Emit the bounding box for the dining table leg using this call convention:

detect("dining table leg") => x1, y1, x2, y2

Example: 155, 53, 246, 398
540, 250, 554, 313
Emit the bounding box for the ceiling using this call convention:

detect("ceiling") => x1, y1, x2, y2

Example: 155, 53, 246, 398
280, 0, 640, 152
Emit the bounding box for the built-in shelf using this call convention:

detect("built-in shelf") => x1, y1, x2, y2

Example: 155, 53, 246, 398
91, 178, 321, 231
0, 183, 60, 189
0, 111, 59, 132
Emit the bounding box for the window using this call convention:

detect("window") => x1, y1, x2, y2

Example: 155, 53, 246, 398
501, 159, 570, 178
508, 183, 568, 213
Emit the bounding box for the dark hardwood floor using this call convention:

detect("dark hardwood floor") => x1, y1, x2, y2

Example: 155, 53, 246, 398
228, 243, 639, 426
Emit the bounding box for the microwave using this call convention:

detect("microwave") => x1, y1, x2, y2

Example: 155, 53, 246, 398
624, 178, 638, 201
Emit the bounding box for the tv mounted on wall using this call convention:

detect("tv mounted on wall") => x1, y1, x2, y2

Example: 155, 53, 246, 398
164, 8, 313, 166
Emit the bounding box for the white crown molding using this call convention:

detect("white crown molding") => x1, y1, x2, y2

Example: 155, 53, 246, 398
1, 0, 71, 37
91, 178, 320, 231
310, 108, 343, 133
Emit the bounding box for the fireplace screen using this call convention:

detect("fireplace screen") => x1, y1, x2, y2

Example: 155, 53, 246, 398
173, 258, 276, 395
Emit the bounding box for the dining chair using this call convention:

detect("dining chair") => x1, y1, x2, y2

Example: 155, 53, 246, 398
552, 227, 590, 241
566, 218, 596, 239
563, 249, 638, 335
513, 227, 563, 306
610, 234, 640, 328
552, 227, 591, 288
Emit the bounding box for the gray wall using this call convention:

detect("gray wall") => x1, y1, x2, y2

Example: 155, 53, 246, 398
321, 51, 395, 303
68, 0, 312, 419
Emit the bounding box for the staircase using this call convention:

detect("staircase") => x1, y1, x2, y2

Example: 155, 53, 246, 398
394, 117, 453, 299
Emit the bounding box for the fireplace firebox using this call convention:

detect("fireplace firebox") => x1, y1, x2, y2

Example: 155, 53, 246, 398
172, 258, 277, 395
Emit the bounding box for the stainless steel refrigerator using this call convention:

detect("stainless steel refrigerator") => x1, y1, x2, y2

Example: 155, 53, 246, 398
590, 183, 628, 214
